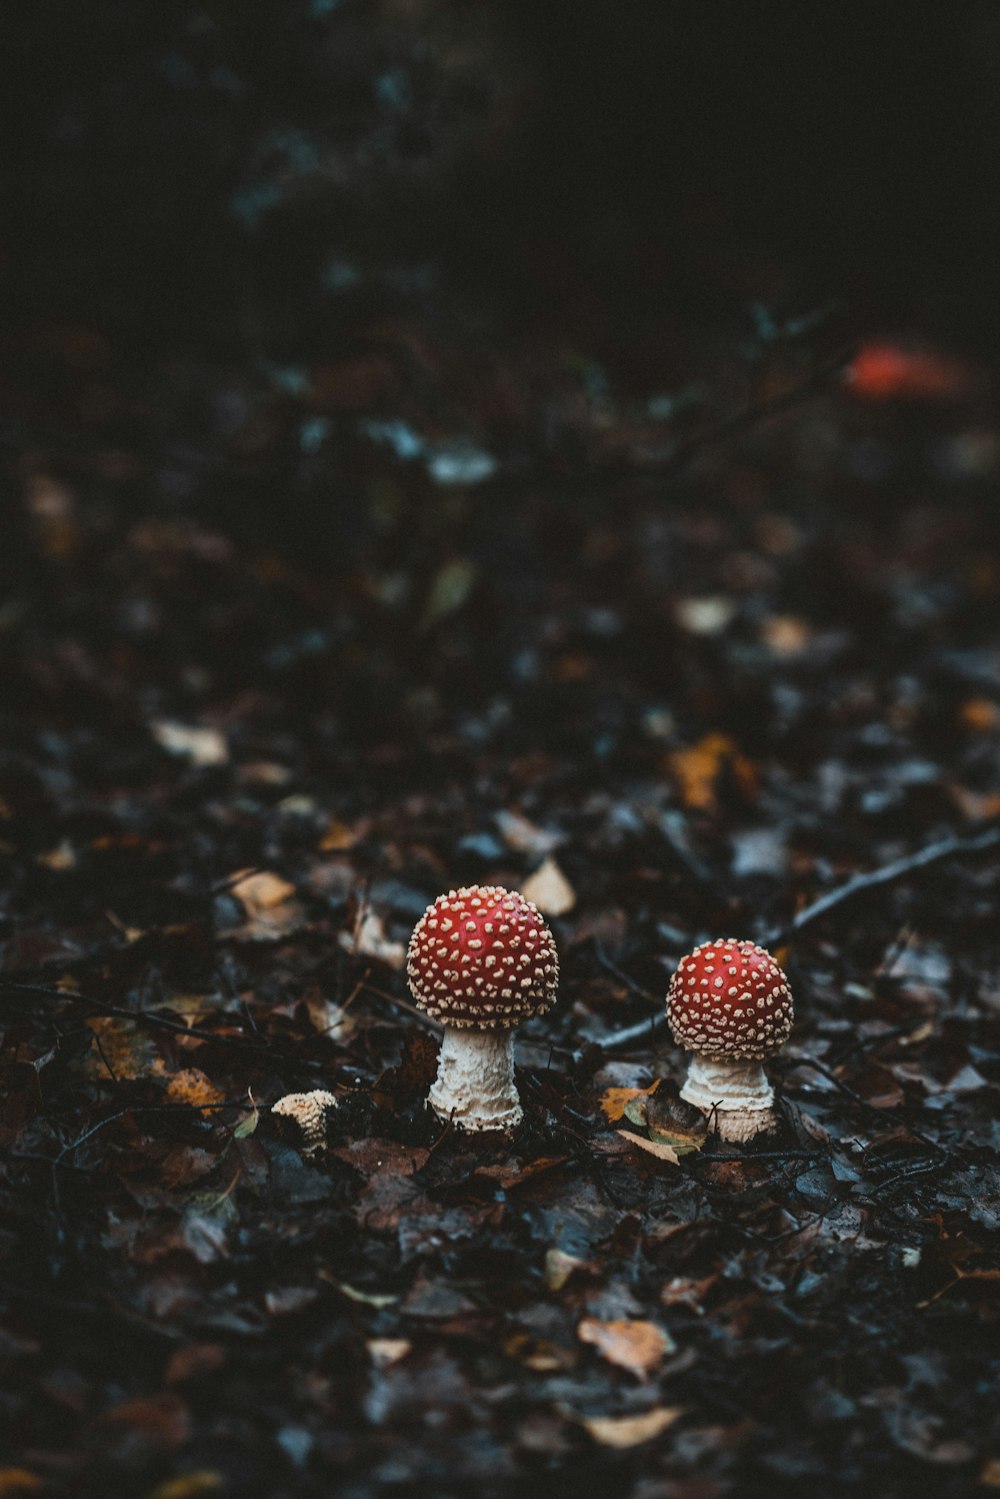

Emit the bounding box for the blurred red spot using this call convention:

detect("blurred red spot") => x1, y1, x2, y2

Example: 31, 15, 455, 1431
846, 343, 971, 401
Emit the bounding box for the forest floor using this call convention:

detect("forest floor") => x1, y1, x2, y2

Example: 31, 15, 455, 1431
1, 318, 999, 1498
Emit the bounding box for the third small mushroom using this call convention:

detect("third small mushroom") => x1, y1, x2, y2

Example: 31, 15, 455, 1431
666, 938, 794, 1142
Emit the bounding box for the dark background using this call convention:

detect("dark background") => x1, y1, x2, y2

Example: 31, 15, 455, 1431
5, 1, 1000, 357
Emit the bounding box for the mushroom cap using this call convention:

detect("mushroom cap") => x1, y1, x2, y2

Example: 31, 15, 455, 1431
666, 939, 793, 1059
407, 884, 559, 1028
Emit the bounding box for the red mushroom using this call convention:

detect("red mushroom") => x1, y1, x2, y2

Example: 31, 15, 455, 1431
407, 884, 559, 1131
666, 939, 793, 1142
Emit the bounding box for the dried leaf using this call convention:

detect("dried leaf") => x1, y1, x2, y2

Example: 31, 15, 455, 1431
151, 720, 228, 767
578, 1406, 684, 1448
229, 870, 296, 910
521, 856, 576, 916
338, 908, 406, 969
545, 1247, 589, 1291
367, 1338, 411, 1368
617, 1129, 681, 1166
578, 1317, 674, 1378
166, 1069, 227, 1109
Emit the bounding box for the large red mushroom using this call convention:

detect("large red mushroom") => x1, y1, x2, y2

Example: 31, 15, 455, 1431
407, 884, 559, 1131
666, 939, 794, 1142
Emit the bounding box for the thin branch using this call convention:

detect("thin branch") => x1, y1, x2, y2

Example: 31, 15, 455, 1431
760, 823, 1000, 947
0, 981, 334, 1077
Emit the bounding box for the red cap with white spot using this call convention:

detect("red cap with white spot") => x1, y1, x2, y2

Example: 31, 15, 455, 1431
667, 939, 793, 1060
407, 885, 559, 1028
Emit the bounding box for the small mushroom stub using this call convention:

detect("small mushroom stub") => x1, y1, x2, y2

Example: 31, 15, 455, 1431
271, 1090, 338, 1155
407, 884, 559, 1132
666, 939, 793, 1143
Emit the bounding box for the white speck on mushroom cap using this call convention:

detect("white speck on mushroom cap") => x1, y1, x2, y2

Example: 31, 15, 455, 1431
407, 884, 559, 1027
666, 939, 793, 1059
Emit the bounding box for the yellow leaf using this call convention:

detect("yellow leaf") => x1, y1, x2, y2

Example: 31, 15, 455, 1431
148, 1474, 223, 1499
319, 818, 358, 851
599, 1083, 659, 1123
578, 1317, 674, 1379
667, 733, 757, 811
579, 1406, 684, 1448
166, 1068, 227, 1109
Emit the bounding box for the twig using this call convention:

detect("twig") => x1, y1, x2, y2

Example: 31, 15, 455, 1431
0, 981, 335, 1077
586, 823, 1000, 1057
585, 346, 855, 487
760, 823, 1000, 948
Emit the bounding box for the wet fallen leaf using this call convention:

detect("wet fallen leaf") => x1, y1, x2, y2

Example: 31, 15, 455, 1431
578, 1317, 674, 1378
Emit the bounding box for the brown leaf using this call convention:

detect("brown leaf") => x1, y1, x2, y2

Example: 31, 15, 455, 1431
578, 1317, 674, 1379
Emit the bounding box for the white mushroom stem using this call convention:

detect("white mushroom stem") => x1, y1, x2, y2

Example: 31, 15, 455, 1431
428, 1025, 521, 1132
680, 1054, 778, 1143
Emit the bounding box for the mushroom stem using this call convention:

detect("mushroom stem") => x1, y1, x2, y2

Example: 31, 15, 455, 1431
680, 1053, 778, 1143
428, 1026, 521, 1132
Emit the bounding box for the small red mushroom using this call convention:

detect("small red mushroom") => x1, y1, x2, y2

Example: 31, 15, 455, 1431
407, 884, 559, 1131
666, 939, 793, 1142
